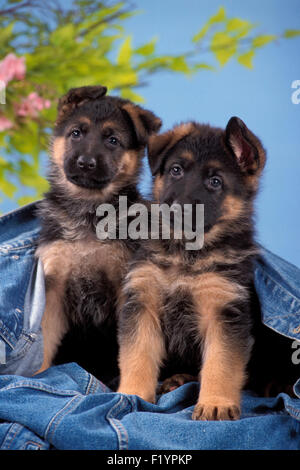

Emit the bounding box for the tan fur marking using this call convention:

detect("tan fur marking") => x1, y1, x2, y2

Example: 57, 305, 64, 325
204, 195, 247, 247
118, 150, 139, 179
125, 263, 168, 294
52, 136, 66, 167
187, 273, 247, 420
171, 122, 196, 141
102, 120, 118, 130
153, 175, 164, 201
190, 272, 246, 328
193, 324, 246, 420
118, 318, 165, 402
220, 195, 245, 222
35, 285, 68, 374
181, 151, 194, 161
118, 264, 166, 402
191, 246, 259, 273
203, 223, 225, 247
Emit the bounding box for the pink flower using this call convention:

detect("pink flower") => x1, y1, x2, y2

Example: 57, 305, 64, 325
16, 92, 51, 118
0, 116, 13, 132
0, 53, 26, 85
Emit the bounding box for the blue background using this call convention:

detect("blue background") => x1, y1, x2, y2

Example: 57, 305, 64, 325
3, 0, 300, 268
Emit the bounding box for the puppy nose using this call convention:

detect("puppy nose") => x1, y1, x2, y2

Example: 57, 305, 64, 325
76, 155, 96, 171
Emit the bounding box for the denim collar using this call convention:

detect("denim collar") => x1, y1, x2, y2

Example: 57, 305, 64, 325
254, 246, 300, 341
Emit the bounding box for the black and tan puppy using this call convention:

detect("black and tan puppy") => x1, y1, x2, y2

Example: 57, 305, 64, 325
117, 118, 266, 420
35, 85, 161, 374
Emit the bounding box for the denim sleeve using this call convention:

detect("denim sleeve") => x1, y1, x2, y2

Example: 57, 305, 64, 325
0, 203, 44, 376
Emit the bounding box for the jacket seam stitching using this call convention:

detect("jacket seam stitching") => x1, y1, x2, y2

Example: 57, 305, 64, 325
106, 395, 130, 450
44, 394, 82, 444
0, 381, 79, 396
0, 243, 37, 253
1, 423, 22, 450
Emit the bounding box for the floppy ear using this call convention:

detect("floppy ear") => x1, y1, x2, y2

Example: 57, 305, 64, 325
148, 122, 195, 175
147, 131, 175, 175
56, 85, 107, 123
225, 117, 266, 174
121, 103, 162, 147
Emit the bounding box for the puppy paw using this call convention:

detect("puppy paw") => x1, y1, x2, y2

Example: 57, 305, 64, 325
159, 374, 198, 394
192, 400, 240, 421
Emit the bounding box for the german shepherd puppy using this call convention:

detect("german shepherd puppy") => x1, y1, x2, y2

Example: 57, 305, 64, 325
117, 117, 266, 420
35, 85, 161, 374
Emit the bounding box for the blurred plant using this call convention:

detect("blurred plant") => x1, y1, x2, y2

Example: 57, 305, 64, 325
0, 1, 299, 209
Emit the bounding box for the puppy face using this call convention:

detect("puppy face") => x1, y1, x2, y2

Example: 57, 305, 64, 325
51, 85, 161, 198
148, 118, 266, 236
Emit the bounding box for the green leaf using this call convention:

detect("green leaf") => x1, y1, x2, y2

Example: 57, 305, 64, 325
17, 195, 38, 206
50, 24, 76, 47
135, 38, 157, 56
283, 29, 300, 38
0, 156, 14, 172
192, 62, 215, 72
169, 56, 190, 74
117, 36, 132, 65
209, 6, 226, 24
211, 32, 238, 65
192, 23, 210, 43
0, 23, 14, 50
237, 50, 255, 69
0, 177, 16, 198
252, 34, 277, 48
193, 6, 226, 43
226, 18, 253, 38
18, 160, 48, 192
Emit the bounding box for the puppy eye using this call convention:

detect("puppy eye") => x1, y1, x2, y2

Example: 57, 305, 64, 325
107, 136, 119, 146
170, 164, 184, 178
71, 129, 81, 139
208, 176, 223, 189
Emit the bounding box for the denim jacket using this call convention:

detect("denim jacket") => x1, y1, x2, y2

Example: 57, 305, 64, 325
0, 202, 299, 450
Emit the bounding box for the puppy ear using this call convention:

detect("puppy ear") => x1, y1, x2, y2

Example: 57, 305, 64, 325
148, 131, 175, 175
225, 117, 266, 174
57, 85, 107, 123
148, 122, 196, 175
121, 103, 162, 147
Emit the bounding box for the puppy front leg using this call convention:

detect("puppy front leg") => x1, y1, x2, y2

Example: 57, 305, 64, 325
193, 317, 251, 421
35, 242, 71, 374
117, 266, 165, 403
117, 317, 165, 403
35, 278, 69, 374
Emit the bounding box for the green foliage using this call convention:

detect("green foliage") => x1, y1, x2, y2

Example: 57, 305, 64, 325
192, 6, 299, 69
0, 1, 299, 210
